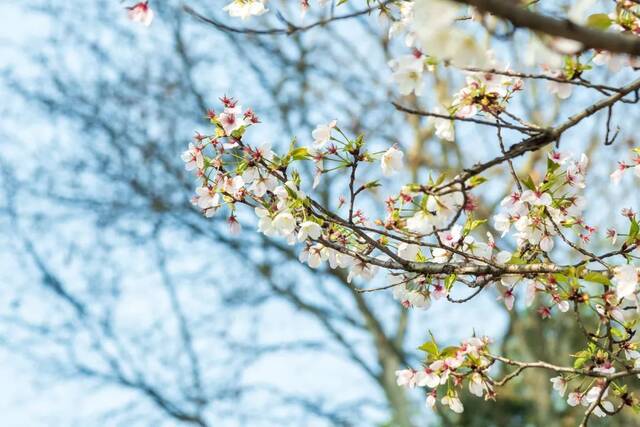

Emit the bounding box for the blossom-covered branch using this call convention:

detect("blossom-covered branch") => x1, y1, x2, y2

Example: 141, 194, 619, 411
170, 0, 640, 424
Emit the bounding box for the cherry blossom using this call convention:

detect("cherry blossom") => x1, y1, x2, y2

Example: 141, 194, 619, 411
272, 210, 297, 237
395, 369, 418, 388
381, 145, 404, 176
567, 391, 582, 407
430, 107, 455, 142
219, 107, 246, 136
392, 283, 431, 309
181, 143, 204, 171
256, 207, 277, 237
311, 120, 337, 149
397, 242, 420, 261
347, 258, 378, 283
544, 68, 573, 99
550, 376, 568, 396
127, 1, 154, 26
548, 150, 570, 165
497, 288, 515, 311
297, 221, 322, 242
416, 367, 440, 388
413, 0, 485, 67
425, 391, 437, 409
438, 225, 462, 247
521, 189, 552, 207
299, 244, 324, 268
406, 211, 435, 235
468, 372, 487, 397
441, 394, 464, 413
224, 0, 268, 20
227, 215, 241, 234
389, 54, 425, 96
613, 264, 639, 300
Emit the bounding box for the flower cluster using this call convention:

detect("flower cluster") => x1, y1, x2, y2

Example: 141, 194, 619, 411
181, 98, 413, 284
494, 152, 591, 253
451, 71, 523, 119
396, 336, 494, 413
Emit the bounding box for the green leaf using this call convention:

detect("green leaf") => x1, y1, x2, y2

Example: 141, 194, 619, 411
522, 175, 536, 191
582, 272, 611, 286
419, 331, 440, 356
574, 357, 588, 369
445, 273, 457, 290
626, 218, 639, 244
291, 147, 309, 161
553, 273, 569, 283
586, 13, 612, 30
439, 346, 459, 358
420, 195, 428, 211
230, 125, 247, 139
434, 173, 446, 187
468, 176, 487, 187
464, 219, 487, 234
611, 327, 626, 339
418, 340, 439, 356
364, 180, 381, 189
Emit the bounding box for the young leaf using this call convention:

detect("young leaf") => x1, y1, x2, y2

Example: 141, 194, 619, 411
586, 14, 612, 30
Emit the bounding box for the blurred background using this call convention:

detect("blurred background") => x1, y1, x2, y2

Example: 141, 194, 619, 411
0, 0, 639, 426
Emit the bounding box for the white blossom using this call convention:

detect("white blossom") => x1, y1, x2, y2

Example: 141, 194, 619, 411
389, 55, 425, 96
407, 211, 435, 235
311, 120, 337, 148
381, 145, 404, 176
441, 394, 464, 413
397, 242, 420, 261
297, 221, 322, 242
224, 0, 268, 19
550, 376, 568, 396
613, 264, 638, 300
272, 210, 297, 237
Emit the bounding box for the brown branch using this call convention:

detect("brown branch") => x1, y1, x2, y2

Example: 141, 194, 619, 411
488, 354, 640, 380
434, 77, 640, 192
453, 0, 640, 56
456, 66, 624, 94
392, 102, 537, 133
316, 234, 608, 277
183, 1, 393, 36
579, 381, 609, 427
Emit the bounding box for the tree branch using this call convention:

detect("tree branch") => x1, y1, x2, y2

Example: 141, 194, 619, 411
453, 0, 640, 56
